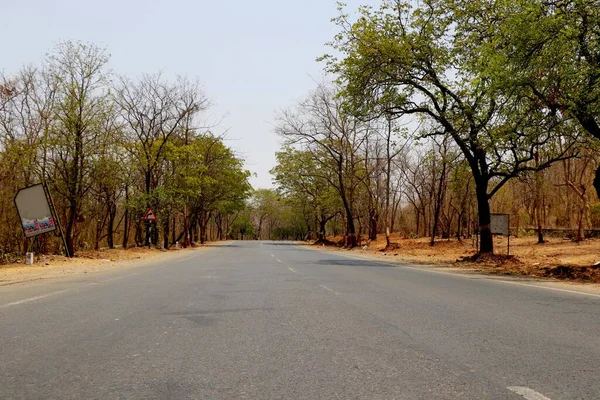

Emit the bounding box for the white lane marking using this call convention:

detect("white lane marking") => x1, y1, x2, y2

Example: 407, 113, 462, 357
308, 247, 600, 300
288, 267, 297, 273
270, 254, 275, 257
276, 259, 282, 263
177, 255, 196, 262
0, 271, 145, 310
507, 386, 551, 400
496, 279, 600, 299
0, 289, 69, 309
84, 272, 142, 285
319, 284, 341, 295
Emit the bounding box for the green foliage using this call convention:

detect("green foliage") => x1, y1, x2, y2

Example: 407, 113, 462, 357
229, 213, 254, 239
0, 41, 252, 254
321, 0, 582, 253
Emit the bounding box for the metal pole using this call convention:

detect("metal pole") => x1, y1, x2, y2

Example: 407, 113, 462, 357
44, 182, 71, 258
507, 214, 511, 256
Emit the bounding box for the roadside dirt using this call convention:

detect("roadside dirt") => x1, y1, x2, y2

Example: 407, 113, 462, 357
314, 234, 600, 283
0, 245, 214, 286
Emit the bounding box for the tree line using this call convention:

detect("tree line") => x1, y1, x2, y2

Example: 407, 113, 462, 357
260, 0, 600, 254
0, 41, 251, 259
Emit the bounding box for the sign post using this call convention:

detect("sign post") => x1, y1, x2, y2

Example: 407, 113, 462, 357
143, 208, 157, 248
490, 213, 510, 256
14, 182, 70, 257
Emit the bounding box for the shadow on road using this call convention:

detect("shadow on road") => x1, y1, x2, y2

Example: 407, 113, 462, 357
200, 243, 243, 248
313, 259, 396, 268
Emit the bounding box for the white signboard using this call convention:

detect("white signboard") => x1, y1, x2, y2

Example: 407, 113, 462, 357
14, 184, 57, 238
490, 214, 510, 236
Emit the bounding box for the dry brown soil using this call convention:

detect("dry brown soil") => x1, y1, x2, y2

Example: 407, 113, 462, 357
0, 245, 214, 286
316, 234, 600, 283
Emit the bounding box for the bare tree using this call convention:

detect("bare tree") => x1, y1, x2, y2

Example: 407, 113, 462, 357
276, 84, 368, 248
114, 73, 208, 245
43, 42, 112, 256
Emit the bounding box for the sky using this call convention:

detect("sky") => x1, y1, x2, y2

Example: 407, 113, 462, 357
2, 0, 377, 189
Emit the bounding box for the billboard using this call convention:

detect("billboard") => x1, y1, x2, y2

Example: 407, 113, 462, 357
14, 183, 57, 238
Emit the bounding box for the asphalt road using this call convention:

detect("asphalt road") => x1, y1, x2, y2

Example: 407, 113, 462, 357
1, 241, 600, 399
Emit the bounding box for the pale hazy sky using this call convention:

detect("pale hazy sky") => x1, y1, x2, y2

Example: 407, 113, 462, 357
2, 0, 376, 189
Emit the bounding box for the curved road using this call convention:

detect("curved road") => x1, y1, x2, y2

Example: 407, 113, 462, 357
1, 241, 599, 399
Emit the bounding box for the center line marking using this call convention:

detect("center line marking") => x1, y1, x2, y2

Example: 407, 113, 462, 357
276, 259, 282, 263
288, 267, 296, 273
507, 386, 551, 400
319, 284, 341, 295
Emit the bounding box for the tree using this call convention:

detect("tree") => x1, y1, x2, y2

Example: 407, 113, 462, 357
188, 135, 251, 244
276, 84, 368, 248
271, 147, 341, 242
114, 74, 207, 245
249, 189, 280, 240
43, 41, 112, 256
0, 41, 249, 257
229, 213, 254, 241
323, 0, 578, 254
451, 0, 600, 198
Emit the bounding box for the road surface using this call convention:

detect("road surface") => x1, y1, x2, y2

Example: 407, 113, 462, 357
1, 241, 599, 399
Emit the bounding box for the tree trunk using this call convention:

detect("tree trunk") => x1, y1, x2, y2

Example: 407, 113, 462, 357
107, 203, 116, 249
122, 185, 130, 249
594, 166, 600, 200
431, 158, 447, 246
94, 217, 102, 251
537, 212, 544, 244
475, 179, 493, 254
340, 195, 356, 247
65, 200, 77, 257
163, 214, 170, 249
318, 218, 327, 242
415, 208, 420, 238
576, 207, 584, 242
346, 212, 357, 247
385, 117, 392, 248
199, 211, 211, 244
144, 170, 152, 246
216, 213, 223, 240
368, 208, 378, 241
172, 214, 176, 245
193, 217, 199, 243
183, 203, 191, 247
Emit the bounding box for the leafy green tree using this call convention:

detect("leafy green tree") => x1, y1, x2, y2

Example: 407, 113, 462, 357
229, 213, 254, 240
248, 189, 281, 240
323, 1, 577, 254
44, 41, 112, 256
114, 74, 207, 245
187, 135, 252, 244
451, 0, 600, 198
271, 147, 341, 242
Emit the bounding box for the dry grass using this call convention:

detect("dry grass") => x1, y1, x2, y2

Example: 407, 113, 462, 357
0, 245, 209, 286
318, 233, 600, 283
